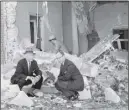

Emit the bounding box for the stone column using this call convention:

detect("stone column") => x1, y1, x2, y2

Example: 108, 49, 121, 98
72, 1, 98, 55
41, 2, 53, 51
72, 2, 90, 55
71, 2, 79, 55
1, 2, 19, 64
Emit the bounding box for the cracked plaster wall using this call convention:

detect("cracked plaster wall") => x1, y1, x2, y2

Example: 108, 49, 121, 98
94, 2, 128, 39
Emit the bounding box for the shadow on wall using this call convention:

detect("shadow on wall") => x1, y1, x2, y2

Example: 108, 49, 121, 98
87, 30, 100, 51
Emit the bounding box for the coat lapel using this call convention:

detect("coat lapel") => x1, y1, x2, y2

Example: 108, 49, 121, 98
29, 61, 33, 75
24, 59, 29, 75
60, 59, 68, 73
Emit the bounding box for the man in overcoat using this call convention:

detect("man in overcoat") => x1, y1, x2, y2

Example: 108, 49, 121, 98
55, 52, 84, 100
11, 47, 43, 97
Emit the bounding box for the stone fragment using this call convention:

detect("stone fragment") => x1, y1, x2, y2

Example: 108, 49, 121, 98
9, 91, 34, 107
79, 88, 91, 100
73, 103, 82, 108
104, 88, 120, 103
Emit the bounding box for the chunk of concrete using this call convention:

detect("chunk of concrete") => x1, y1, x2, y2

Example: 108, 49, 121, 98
80, 63, 99, 77
79, 88, 91, 100
33, 89, 44, 97
34, 91, 44, 97
73, 103, 82, 108
104, 88, 120, 103
83, 75, 89, 86
1, 79, 20, 101
80, 34, 120, 62
110, 51, 128, 63
9, 91, 34, 107
8, 84, 20, 93
79, 76, 91, 100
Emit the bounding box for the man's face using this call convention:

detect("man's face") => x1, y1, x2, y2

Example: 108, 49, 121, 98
55, 52, 65, 64
24, 53, 34, 61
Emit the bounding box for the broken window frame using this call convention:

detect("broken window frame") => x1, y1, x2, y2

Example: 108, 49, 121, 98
112, 27, 128, 51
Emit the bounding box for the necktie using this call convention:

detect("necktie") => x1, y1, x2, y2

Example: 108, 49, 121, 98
28, 61, 31, 74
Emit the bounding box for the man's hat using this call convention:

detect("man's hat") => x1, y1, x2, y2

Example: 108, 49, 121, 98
49, 35, 56, 41
23, 47, 36, 54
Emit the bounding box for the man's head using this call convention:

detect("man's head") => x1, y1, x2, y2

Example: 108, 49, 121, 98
20, 38, 32, 49
49, 35, 57, 45
55, 51, 65, 64
24, 47, 35, 61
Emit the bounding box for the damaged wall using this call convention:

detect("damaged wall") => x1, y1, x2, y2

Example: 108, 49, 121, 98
13, 2, 129, 53
16, 2, 43, 42
16, 2, 63, 52
62, 2, 73, 53
44, 2, 63, 51
94, 2, 128, 39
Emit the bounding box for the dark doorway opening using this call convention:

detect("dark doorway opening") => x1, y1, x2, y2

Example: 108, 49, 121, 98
113, 28, 128, 51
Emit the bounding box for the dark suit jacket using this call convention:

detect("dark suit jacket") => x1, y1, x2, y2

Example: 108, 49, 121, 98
57, 59, 84, 91
11, 58, 42, 89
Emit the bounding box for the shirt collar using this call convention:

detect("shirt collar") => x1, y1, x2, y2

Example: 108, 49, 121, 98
62, 59, 65, 65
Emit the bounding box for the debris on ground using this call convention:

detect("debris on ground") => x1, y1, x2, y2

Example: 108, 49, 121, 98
51, 97, 67, 104
80, 34, 120, 63
1, 34, 128, 109
73, 103, 82, 108
8, 91, 34, 107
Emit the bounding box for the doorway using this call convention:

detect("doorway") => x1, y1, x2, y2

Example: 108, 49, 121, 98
30, 19, 37, 44
30, 15, 42, 50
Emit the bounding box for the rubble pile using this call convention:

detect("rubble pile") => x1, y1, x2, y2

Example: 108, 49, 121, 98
78, 34, 128, 106
87, 49, 128, 104
1, 50, 128, 110
1, 35, 128, 110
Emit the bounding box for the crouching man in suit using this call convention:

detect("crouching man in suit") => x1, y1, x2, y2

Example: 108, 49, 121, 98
55, 52, 84, 100
11, 47, 43, 97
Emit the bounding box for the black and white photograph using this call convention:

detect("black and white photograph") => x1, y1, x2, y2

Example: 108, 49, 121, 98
1, 1, 128, 110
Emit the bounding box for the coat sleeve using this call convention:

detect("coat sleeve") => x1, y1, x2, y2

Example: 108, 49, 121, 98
11, 61, 27, 89
58, 65, 73, 81
33, 60, 42, 76
66, 65, 84, 91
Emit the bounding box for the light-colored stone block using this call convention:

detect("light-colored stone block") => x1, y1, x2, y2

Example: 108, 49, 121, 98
9, 91, 34, 107
79, 88, 91, 100
104, 87, 120, 103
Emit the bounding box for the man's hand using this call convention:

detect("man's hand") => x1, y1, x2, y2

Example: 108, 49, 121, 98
26, 75, 41, 85
26, 76, 36, 85
26, 76, 34, 81
32, 75, 41, 85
